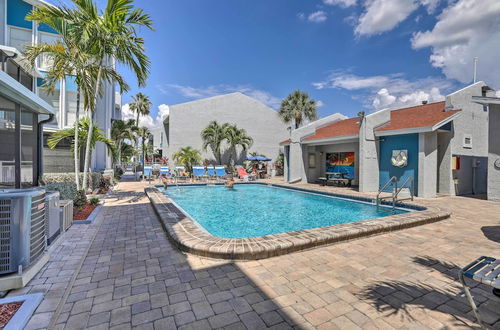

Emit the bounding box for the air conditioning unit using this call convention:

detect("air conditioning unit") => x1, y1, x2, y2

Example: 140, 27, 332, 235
0, 188, 47, 275
45, 191, 60, 245
59, 200, 73, 232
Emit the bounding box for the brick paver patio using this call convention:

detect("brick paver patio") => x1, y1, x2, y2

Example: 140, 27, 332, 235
9, 177, 500, 329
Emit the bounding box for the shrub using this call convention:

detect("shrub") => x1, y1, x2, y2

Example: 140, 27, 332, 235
42, 172, 103, 191
44, 182, 77, 201
89, 196, 100, 206
74, 190, 87, 208
98, 176, 111, 193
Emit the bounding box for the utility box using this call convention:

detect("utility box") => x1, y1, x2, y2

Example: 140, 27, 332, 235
60, 200, 73, 232
45, 191, 61, 245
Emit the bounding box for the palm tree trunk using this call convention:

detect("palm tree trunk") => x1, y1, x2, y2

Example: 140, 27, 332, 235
74, 90, 81, 190
82, 62, 103, 192
117, 140, 122, 167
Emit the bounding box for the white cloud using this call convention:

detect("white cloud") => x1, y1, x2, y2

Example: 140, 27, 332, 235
121, 103, 170, 129
419, 0, 442, 14
324, 0, 357, 7
317, 100, 325, 108
308, 11, 328, 23
412, 0, 500, 88
355, 0, 418, 36
314, 72, 453, 110
162, 84, 282, 109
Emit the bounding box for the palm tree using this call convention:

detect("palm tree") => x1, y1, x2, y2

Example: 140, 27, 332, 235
129, 93, 152, 126
279, 90, 318, 129
225, 125, 253, 167
28, 0, 153, 192
201, 121, 229, 164
111, 119, 137, 166
47, 117, 115, 164
172, 147, 202, 175
137, 127, 151, 166
119, 143, 135, 163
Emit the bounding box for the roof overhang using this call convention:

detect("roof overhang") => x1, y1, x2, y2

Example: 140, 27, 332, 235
375, 111, 461, 137
301, 134, 359, 145
0, 70, 55, 115
472, 96, 500, 105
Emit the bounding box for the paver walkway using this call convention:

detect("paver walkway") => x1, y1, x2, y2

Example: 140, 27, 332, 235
9, 178, 500, 329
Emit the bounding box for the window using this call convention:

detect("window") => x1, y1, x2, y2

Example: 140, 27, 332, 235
8, 26, 32, 51
20, 109, 35, 187
37, 77, 60, 126
308, 153, 316, 168
463, 134, 472, 149
65, 76, 79, 127
0, 105, 16, 188
38, 32, 60, 70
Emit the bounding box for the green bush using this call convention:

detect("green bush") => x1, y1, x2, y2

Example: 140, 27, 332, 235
98, 176, 111, 192
74, 190, 87, 208
44, 182, 77, 201
42, 172, 103, 191
89, 196, 100, 206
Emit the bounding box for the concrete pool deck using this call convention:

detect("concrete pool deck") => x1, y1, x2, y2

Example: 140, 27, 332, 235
7, 176, 500, 329
146, 183, 451, 260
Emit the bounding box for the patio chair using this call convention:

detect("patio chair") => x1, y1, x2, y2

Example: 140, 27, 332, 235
237, 167, 256, 181
215, 166, 227, 181
458, 256, 500, 329
193, 166, 207, 182
160, 166, 169, 176
175, 166, 189, 183
207, 166, 216, 181
143, 165, 153, 180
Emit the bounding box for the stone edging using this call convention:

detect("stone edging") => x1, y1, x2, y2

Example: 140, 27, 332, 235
145, 185, 451, 260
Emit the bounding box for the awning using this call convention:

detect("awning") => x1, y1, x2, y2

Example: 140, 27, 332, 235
0, 70, 55, 115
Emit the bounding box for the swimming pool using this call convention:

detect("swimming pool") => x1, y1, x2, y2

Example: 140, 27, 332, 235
163, 184, 409, 238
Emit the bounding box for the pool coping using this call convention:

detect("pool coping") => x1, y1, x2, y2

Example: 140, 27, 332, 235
145, 183, 451, 260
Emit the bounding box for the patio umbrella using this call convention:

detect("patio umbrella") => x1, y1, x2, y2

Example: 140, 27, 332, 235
246, 156, 272, 161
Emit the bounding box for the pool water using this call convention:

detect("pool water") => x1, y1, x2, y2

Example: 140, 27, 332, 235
163, 184, 408, 238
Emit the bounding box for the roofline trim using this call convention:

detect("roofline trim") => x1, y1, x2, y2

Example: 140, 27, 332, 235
301, 134, 359, 145
374, 111, 460, 137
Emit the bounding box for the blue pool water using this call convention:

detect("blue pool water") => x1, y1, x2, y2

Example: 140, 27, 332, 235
163, 184, 408, 238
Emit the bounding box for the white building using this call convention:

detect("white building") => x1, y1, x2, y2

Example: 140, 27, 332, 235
158, 92, 289, 165
0, 0, 121, 173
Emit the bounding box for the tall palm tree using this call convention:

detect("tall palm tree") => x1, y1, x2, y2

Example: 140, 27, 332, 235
201, 121, 229, 164
225, 125, 253, 167
279, 90, 318, 129
172, 147, 202, 174
47, 117, 115, 162
129, 93, 152, 126
137, 126, 151, 166
28, 0, 153, 192
111, 119, 137, 166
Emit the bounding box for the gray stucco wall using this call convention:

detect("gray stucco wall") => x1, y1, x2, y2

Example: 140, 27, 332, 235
418, 131, 438, 198
165, 93, 289, 165
285, 113, 347, 183
359, 109, 391, 193
446, 82, 489, 158
488, 104, 500, 201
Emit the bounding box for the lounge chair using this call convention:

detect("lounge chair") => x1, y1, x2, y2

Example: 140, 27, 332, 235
206, 166, 216, 181
237, 167, 256, 181
175, 166, 189, 183
160, 166, 169, 177
215, 166, 227, 181
143, 165, 153, 180
193, 166, 207, 182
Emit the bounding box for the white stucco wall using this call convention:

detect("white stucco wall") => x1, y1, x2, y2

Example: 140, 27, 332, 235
165, 93, 289, 165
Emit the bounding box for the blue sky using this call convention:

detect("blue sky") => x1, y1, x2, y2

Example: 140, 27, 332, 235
111, 0, 500, 127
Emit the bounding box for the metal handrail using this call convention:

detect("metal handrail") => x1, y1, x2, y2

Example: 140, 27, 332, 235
376, 176, 397, 207
394, 176, 414, 203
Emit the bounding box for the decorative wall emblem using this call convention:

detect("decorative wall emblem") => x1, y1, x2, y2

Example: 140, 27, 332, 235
494, 158, 500, 169
391, 150, 408, 168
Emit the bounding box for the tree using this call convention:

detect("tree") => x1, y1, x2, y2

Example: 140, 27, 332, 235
28, 0, 153, 192
225, 125, 253, 167
111, 119, 137, 166
172, 147, 202, 174
279, 90, 318, 129
137, 126, 151, 166
201, 121, 229, 164
129, 93, 152, 126
47, 117, 115, 162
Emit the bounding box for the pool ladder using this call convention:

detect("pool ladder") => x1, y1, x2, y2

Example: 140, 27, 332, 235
376, 176, 414, 210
